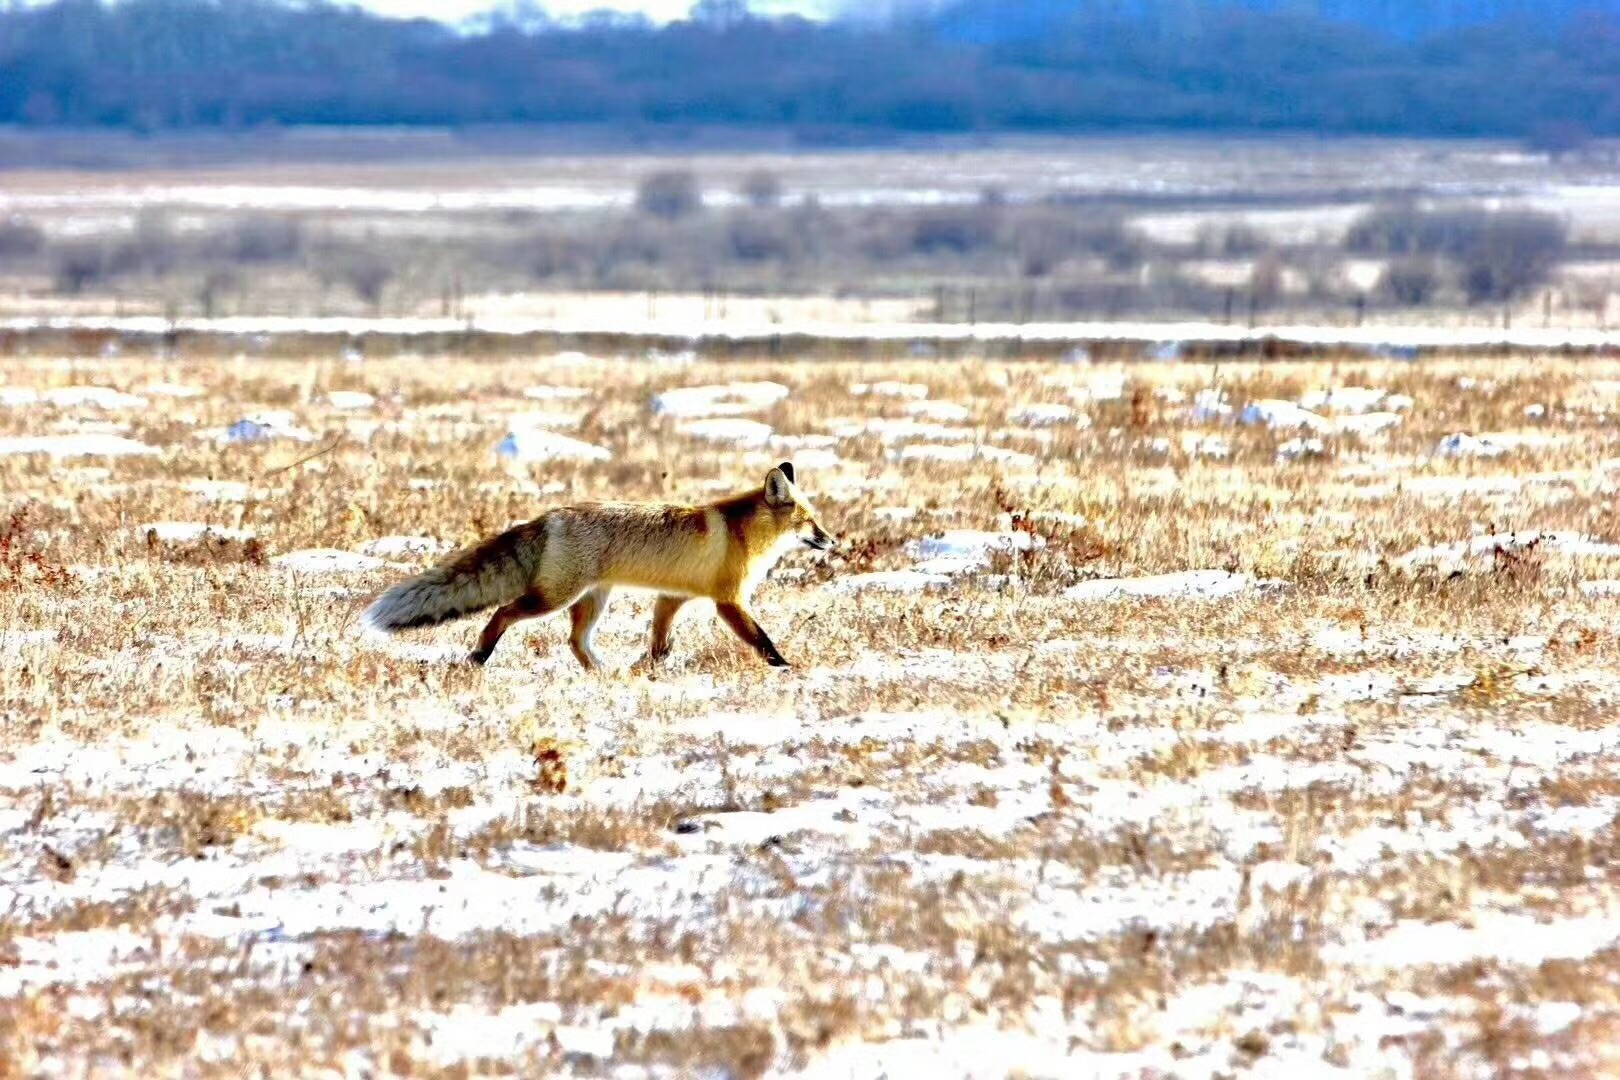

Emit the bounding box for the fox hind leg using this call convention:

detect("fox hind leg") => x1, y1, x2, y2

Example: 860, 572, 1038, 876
470, 589, 562, 665
647, 594, 689, 663
716, 602, 790, 669
568, 586, 612, 671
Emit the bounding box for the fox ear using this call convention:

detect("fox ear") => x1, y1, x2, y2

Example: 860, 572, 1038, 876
764, 466, 793, 506
777, 461, 795, 484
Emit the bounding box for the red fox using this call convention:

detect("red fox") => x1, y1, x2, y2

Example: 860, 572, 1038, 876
363, 462, 835, 670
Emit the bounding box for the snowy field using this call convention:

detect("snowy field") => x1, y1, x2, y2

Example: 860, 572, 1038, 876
3, 346, 1620, 1076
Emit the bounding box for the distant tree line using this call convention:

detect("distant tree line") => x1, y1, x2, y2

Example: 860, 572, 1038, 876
0, 0, 1617, 137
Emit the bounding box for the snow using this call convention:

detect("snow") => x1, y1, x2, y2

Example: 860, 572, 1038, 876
0, 385, 147, 409
841, 418, 972, 443
1337, 412, 1404, 436
413, 1002, 574, 1067
1064, 570, 1267, 601
675, 417, 774, 447
1277, 437, 1326, 460
651, 381, 790, 418
896, 444, 1038, 468
0, 434, 158, 458
183, 479, 252, 502
495, 428, 611, 463
361, 535, 446, 559
1435, 432, 1507, 458
1338, 913, 1620, 970
323, 390, 375, 410
1397, 531, 1620, 569
850, 381, 929, 399
776, 446, 840, 471
221, 411, 317, 444
271, 549, 386, 574
1241, 399, 1330, 432
796, 1027, 1100, 1080
523, 384, 591, 401
1190, 388, 1233, 422
139, 382, 204, 399
904, 530, 1044, 574
1184, 434, 1231, 458
903, 399, 972, 422
1009, 403, 1078, 426
827, 570, 953, 593
1299, 386, 1408, 414
138, 522, 255, 543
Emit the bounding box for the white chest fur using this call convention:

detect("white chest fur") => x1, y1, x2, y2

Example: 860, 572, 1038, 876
741, 532, 802, 599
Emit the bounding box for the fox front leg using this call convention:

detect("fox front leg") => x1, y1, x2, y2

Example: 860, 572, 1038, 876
716, 602, 790, 668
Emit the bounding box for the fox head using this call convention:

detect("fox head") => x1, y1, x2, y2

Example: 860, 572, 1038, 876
763, 461, 836, 551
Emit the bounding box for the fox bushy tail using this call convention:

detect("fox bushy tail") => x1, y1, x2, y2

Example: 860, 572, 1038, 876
363, 520, 545, 632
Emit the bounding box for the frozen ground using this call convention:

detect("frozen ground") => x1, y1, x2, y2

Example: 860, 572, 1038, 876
3, 349, 1620, 1077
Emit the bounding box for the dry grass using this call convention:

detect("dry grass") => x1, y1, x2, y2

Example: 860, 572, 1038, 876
3, 345, 1620, 1076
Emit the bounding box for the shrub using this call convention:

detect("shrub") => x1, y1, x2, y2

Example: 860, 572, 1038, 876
1249, 250, 1284, 307
212, 215, 304, 263
739, 169, 782, 209
726, 212, 793, 262
1456, 212, 1568, 302
637, 169, 702, 220
1381, 257, 1442, 306
325, 247, 393, 312
0, 217, 44, 259
907, 205, 999, 255
1347, 203, 1567, 302
52, 241, 108, 294
1195, 222, 1266, 257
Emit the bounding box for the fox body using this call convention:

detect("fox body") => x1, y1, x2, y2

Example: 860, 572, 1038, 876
363, 463, 835, 669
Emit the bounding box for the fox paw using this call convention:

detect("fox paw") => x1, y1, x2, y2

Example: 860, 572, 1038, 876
466, 648, 492, 667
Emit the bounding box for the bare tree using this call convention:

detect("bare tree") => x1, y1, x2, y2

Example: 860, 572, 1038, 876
739, 169, 782, 209
636, 170, 702, 221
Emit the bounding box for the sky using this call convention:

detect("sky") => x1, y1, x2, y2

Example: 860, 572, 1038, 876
350, 0, 844, 22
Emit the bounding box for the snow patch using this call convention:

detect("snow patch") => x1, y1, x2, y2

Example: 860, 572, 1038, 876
1240, 399, 1329, 432
1397, 531, 1620, 569
1009, 403, 1078, 426
0, 386, 148, 410
221, 411, 316, 444
522, 385, 591, 402
904, 530, 1044, 574
0, 434, 157, 458
1435, 433, 1506, 458
323, 390, 375, 410
902, 399, 972, 422
896, 444, 1037, 468
361, 536, 446, 559
675, 417, 774, 447
1338, 913, 1620, 970
1190, 388, 1233, 422
850, 380, 928, 399
1299, 387, 1407, 414
1065, 571, 1268, 601
652, 381, 789, 418
272, 549, 386, 574
828, 570, 952, 594
138, 522, 255, 543
495, 428, 611, 463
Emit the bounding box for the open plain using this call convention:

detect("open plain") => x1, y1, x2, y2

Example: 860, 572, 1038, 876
3, 344, 1620, 1077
